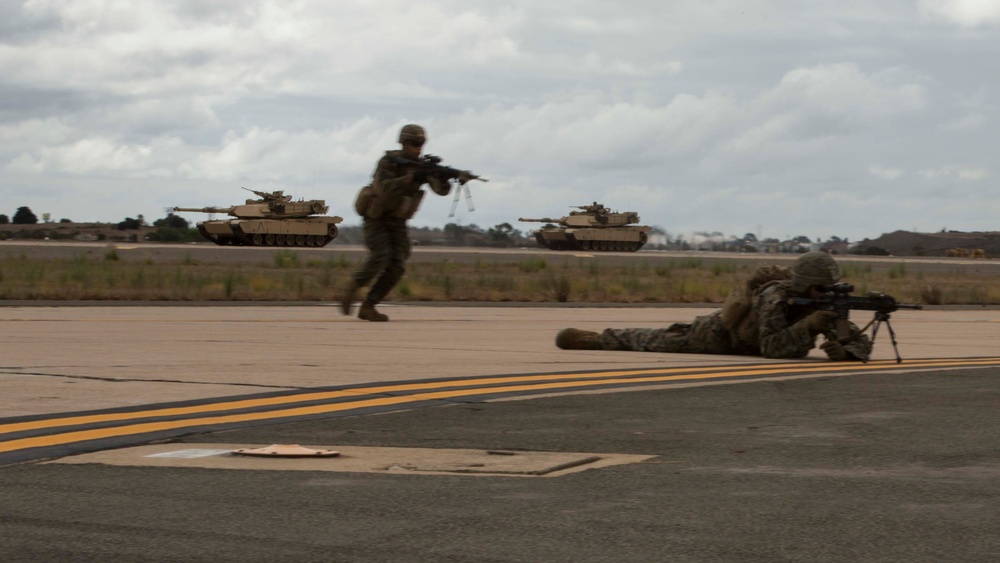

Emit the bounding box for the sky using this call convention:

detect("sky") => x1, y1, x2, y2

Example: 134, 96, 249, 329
1, 0, 998, 243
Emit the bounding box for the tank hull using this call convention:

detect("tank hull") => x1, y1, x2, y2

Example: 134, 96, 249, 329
196, 217, 342, 247
533, 226, 650, 252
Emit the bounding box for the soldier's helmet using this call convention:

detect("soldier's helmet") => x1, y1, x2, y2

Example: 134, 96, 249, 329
791, 251, 841, 293
398, 124, 426, 144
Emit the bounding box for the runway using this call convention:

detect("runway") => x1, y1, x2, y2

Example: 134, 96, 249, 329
4, 302, 1000, 561
5, 356, 1000, 466
3, 302, 1000, 465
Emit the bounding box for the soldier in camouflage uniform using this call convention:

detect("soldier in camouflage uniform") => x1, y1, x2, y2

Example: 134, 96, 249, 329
341, 124, 452, 322
556, 252, 872, 361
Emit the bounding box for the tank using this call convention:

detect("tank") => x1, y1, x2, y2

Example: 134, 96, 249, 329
173, 188, 343, 247
519, 202, 652, 252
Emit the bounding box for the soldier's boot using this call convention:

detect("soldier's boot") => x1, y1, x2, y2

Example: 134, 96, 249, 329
340, 281, 360, 316
358, 300, 389, 322
555, 328, 603, 350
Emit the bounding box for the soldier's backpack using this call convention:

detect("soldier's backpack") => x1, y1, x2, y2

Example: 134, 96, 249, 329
720, 265, 792, 335
353, 184, 379, 218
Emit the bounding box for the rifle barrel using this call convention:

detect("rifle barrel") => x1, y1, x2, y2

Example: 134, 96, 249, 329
788, 296, 923, 311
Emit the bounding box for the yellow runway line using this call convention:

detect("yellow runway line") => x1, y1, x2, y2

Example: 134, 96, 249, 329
5, 357, 994, 435
4, 357, 1000, 455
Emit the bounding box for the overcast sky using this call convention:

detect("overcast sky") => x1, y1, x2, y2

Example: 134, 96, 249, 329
1, 0, 997, 242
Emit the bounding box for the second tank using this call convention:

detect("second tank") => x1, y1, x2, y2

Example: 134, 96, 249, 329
519, 202, 651, 252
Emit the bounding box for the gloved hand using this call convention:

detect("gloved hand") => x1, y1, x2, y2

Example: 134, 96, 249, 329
411, 169, 428, 184
805, 310, 838, 332
821, 339, 849, 361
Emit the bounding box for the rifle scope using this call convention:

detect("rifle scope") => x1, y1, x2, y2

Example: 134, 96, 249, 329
820, 282, 855, 294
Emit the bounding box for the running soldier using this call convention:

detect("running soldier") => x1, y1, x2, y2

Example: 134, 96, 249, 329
341, 124, 452, 321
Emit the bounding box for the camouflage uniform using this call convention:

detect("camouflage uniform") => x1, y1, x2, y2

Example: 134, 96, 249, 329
563, 253, 873, 361
352, 150, 423, 304
349, 125, 451, 311
599, 280, 871, 359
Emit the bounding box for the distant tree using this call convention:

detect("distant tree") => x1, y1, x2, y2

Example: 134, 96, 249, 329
12, 206, 38, 224
147, 213, 197, 243
153, 213, 189, 229
487, 222, 517, 247
444, 223, 468, 245
59, 218, 72, 223
116, 217, 142, 230
0, 214, 8, 224
743, 233, 758, 242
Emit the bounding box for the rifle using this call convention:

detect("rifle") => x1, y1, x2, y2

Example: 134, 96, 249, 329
389, 154, 488, 217
788, 283, 923, 363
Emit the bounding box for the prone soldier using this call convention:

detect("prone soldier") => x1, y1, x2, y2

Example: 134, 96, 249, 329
556, 251, 873, 361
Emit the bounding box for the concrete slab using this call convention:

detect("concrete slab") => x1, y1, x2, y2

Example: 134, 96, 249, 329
48, 442, 655, 477
2, 305, 999, 417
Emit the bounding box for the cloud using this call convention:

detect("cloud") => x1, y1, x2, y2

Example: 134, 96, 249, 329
719, 63, 927, 171
918, 165, 989, 181
0, 119, 77, 152
0, 58, 939, 236
9, 137, 157, 176
869, 165, 904, 180
957, 167, 988, 180
941, 112, 987, 131
766, 64, 927, 119
1, 1, 997, 241
918, 0, 1000, 27
1, 1, 524, 98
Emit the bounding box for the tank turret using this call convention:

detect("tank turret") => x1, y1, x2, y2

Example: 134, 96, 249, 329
518, 202, 651, 252
173, 188, 343, 247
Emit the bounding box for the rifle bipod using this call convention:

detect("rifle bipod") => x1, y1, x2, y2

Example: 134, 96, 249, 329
857, 311, 904, 363
449, 183, 475, 217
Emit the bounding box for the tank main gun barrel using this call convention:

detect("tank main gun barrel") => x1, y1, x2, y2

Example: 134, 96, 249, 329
172, 206, 236, 215
518, 217, 560, 223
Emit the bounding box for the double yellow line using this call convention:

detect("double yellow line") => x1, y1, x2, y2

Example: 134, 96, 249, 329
3, 357, 1000, 456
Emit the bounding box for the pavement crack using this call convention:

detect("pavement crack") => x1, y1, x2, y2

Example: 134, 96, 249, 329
0, 369, 304, 390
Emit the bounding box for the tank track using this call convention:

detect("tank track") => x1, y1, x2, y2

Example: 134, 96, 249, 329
199, 224, 339, 247
534, 232, 647, 252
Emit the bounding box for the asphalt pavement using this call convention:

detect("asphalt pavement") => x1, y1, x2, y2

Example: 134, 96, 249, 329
2, 303, 1000, 562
